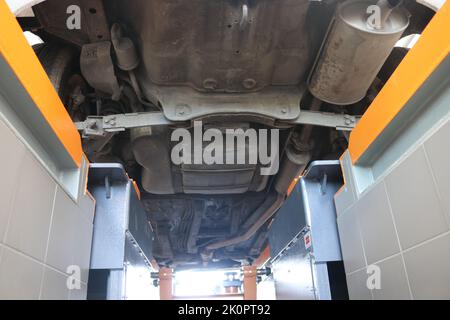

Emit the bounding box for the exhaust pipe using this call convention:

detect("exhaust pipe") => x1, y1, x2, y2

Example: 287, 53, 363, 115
205, 194, 285, 251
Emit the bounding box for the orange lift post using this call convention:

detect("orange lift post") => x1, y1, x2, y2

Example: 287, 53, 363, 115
159, 267, 174, 300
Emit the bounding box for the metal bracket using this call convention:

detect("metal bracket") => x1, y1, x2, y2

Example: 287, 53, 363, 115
77, 112, 175, 136
288, 111, 358, 131
80, 117, 105, 137
76, 110, 358, 137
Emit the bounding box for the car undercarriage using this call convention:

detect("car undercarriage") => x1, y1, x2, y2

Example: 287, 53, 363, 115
15, 0, 434, 269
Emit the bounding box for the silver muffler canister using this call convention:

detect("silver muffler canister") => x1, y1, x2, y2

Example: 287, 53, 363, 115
308, 0, 409, 105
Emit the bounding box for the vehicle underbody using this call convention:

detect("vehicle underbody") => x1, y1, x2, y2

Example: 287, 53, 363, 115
16, 0, 434, 269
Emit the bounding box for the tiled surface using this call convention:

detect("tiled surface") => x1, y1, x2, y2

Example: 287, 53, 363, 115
403, 233, 450, 300
385, 148, 448, 250
0, 120, 25, 242
346, 268, 372, 300
70, 212, 93, 284
78, 191, 96, 224
5, 152, 57, 261
40, 267, 70, 300
69, 283, 88, 300
372, 254, 411, 300
337, 116, 450, 299
0, 247, 44, 300
424, 120, 450, 225
357, 182, 400, 264
0, 119, 94, 300
46, 187, 79, 273
337, 206, 366, 273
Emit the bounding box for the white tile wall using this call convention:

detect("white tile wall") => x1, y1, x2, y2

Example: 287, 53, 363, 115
0, 246, 44, 299
424, 120, 450, 225
372, 254, 411, 300
336, 116, 450, 300
40, 267, 70, 300
46, 187, 78, 273
0, 116, 95, 300
0, 119, 25, 242
337, 204, 366, 273
346, 268, 372, 300
68, 282, 88, 300
385, 147, 448, 249
5, 152, 57, 261
357, 182, 400, 264
403, 233, 450, 299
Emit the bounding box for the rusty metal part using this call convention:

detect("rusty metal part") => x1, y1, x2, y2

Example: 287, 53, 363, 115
274, 147, 311, 195
113, 0, 312, 93
308, 0, 410, 105
205, 194, 284, 251
153, 86, 304, 122
80, 42, 121, 99
75, 110, 358, 135
33, 0, 110, 45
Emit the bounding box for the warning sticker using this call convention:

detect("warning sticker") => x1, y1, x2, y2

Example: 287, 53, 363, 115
304, 231, 312, 250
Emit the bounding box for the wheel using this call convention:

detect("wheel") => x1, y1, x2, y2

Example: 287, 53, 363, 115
33, 42, 88, 121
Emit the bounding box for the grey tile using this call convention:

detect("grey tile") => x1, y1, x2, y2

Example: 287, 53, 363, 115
0, 246, 44, 299
385, 148, 448, 249
40, 267, 69, 300
403, 233, 450, 299
346, 268, 372, 300
69, 282, 87, 300
357, 182, 400, 264
46, 187, 79, 273
72, 213, 93, 284
334, 184, 356, 216
337, 207, 366, 273
0, 120, 26, 241
77, 191, 96, 224
424, 120, 450, 226
46, 187, 93, 282
5, 153, 57, 261
372, 254, 411, 300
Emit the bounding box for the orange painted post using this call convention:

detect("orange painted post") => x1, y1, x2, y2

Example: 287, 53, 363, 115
159, 267, 173, 300
0, 0, 83, 167
348, 1, 450, 164
225, 286, 240, 294
243, 266, 257, 300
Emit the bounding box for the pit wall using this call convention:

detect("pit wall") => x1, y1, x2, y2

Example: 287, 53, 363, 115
0, 116, 94, 299
0, 0, 94, 299
334, 2, 450, 299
